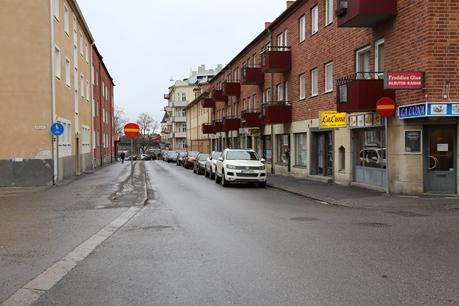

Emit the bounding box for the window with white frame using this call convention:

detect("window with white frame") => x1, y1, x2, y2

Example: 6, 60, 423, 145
181, 92, 186, 101
375, 39, 385, 78
325, 62, 334, 93
73, 45, 78, 68
65, 57, 71, 86
80, 33, 84, 55
64, 4, 69, 34
253, 94, 257, 109
356, 46, 371, 79
53, 0, 60, 20
311, 68, 318, 96
295, 133, 307, 167
284, 29, 288, 47
86, 80, 89, 101
285, 81, 289, 101
277, 83, 284, 102
325, 0, 334, 25
80, 74, 84, 98
54, 46, 61, 79
277, 33, 283, 47
299, 15, 306, 42
299, 74, 306, 100
311, 5, 319, 35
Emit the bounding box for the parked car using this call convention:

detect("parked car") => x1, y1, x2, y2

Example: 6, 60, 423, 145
183, 151, 199, 169
215, 149, 267, 187
161, 151, 168, 161
176, 152, 187, 166
193, 153, 210, 175
140, 154, 151, 160
204, 151, 222, 179
165, 151, 179, 163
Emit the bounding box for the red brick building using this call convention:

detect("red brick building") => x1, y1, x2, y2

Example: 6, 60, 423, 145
92, 46, 115, 167
196, 0, 459, 195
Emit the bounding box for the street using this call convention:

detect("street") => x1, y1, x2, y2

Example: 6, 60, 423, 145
3, 161, 454, 305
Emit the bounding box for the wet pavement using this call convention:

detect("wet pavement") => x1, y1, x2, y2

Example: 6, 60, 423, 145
27, 161, 459, 306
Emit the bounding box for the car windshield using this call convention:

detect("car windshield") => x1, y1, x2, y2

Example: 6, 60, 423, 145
212, 152, 222, 159
169, 151, 178, 156
226, 151, 259, 161
188, 152, 199, 157
198, 154, 209, 161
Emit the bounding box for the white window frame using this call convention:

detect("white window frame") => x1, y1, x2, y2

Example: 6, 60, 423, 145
311, 5, 319, 35
325, 0, 334, 26
356, 45, 372, 79
86, 80, 90, 101
80, 32, 84, 55
80, 74, 85, 98
375, 38, 385, 79
85, 42, 89, 63
299, 74, 306, 100
277, 83, 284, 102
311, 68, 319, 97
299, 15, 306, 42
65, 57, 71, 87
285, 81, 289, 101
277, 33, 283, 47
284, 29, 288, 47
53, 0, 60, 21
54, 46, 61, 80
64, 4, 69, 35
325, 62, 334, 93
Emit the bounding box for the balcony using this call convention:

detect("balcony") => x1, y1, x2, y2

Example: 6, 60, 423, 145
222, 82, 241, 96
172, 116, 187, 123
241, 109, 262, 128
241, 66, 264, 85
262, 101, 292, 125
211, 89, 228, 102
202, 123, 214, 134
223, 117, 241, 131
164, 93, 170, 100
173, 132, 187, 138
337, 0, 397, 28
201, 98, 216, 108
261, 46, 292, 73
213, 120, 224, 133
336, 73, 396, 113
172, 100, 187, 107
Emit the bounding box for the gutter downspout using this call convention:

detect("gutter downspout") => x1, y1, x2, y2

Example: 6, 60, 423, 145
90, 42, 95, 169
268, 28, 275, 175
49, 0, 57, 184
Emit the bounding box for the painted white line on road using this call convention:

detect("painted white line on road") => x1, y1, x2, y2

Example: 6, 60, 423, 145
2, 206, 143, 306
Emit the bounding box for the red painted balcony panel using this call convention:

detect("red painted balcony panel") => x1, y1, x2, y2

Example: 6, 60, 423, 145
223, 117, 241, 131
262, 102, 292, 125
212, 90, 227, 102
222, 82, 241, 96
241, 67, 264, 85
213, 121, 224, 133
336, 75, 396, 113
261, 47, 292, 73
337, 0, 397, 28
202, 123, 214, 134
241, 110, 262, 128
201, 98, 216, 108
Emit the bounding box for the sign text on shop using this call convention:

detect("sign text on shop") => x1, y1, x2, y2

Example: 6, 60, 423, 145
320, 111, 347, 128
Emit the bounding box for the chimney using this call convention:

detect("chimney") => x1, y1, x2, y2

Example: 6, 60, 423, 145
286, 1, 295, 9
265, 22, 272, 29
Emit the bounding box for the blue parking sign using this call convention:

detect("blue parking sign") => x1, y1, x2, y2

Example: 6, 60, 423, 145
50, 122, 65, 136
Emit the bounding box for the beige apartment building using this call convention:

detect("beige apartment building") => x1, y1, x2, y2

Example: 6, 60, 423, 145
0, 0, 94, 186
184, 89, 212, 153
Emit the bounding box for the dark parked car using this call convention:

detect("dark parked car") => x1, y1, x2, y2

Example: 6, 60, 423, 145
176, 152, 187, 166
183, 151, 199, 169
193, 153, 210, 175
165, 151, 179, 163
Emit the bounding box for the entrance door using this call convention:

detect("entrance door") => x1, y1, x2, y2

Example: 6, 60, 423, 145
315, 132, 333, 177
424, 125, 457, 194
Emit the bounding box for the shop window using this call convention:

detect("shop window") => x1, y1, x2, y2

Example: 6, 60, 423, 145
277, 134, 290, 165
339, 146, 345, 171
355, 128, 386, 169
263, 136, 272, 164
295, 133, 307, 167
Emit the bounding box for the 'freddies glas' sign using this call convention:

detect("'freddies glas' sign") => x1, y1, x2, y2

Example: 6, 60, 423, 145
385, 72, 424, 90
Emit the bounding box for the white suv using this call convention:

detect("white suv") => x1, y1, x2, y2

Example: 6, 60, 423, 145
215, 149, 267, 187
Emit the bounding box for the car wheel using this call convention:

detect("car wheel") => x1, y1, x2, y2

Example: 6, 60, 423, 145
259, 181, 267, 188
221, 172, 229, 187
215, 171, 221, 184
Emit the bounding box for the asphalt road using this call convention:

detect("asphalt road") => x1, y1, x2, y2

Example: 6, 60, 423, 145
34, 161, 459, 306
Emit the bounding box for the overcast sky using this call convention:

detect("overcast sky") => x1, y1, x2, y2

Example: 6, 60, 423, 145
77, 0, 286, 124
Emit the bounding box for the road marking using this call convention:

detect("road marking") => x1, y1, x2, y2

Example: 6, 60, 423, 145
2, 206, 143, 306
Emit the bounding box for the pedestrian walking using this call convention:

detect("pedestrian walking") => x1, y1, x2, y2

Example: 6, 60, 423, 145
120, 152, 125, 164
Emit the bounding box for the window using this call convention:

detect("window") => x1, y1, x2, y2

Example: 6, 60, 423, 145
277, 83, 284, 101
86, 80, 90, 101
53, 0, 60, 20
181, 92, 186, 101
85, 43, 89, 63
375, 39, 385, 78
325, 62, 334, 93
356, 46, 371, 79
64, 4, 69, 34
80, 74, 84, 98
311, 68, 318, 96
325, 0, 334, 25
284, 29, 288, 47
311, 5, 319, 35
299, 15, 306, 42
264, 88, 272, 103
295, 133, 307, 167
253, 94, 257, 109
80, 33, 84, 55
54, 46, 61, 79
299, 74, 306, 100
276, 134, 290, 165
65, 57, 71, 86
277, 33, 283, 47
285, 81, 289, 101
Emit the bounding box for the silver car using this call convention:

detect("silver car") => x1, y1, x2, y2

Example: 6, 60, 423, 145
204, 151, 222, 179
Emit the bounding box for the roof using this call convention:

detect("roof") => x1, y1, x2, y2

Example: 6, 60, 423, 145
161, 111, 170, 123
69, 0, 95, 43
93, 44, 115, 86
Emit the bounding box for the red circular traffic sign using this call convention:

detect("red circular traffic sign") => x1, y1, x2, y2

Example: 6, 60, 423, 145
124, 123, 140, 138
376, 97, 396, 117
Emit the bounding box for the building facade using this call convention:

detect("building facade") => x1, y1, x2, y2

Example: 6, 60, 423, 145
198, 0, 459, 195
0, 0, 114, 186
92, 46, 115, 167
184, 88, 212, 153
163, 65, 222, 151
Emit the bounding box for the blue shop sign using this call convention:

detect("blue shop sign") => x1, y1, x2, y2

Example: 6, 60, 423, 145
398, 103, 427, 119
399, 103, 459, 119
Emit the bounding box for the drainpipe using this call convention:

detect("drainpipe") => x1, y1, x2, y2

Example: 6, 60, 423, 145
268, 29, 275, 175
90, 42, 95, 169
49, 0, 57, 184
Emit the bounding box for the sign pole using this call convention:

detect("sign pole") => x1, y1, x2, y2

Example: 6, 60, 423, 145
130, 138, 134, 179
56, 136, 59, 184
385, 117, 390, 195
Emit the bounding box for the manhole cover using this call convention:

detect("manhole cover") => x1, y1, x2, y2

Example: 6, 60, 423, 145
357, 222, 392, 228
290, 217, 320, 222
387, 211, 428, 217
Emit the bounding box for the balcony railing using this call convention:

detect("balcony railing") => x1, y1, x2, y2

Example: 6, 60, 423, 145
172, 100, 187, 108
261, 46, 292, 73
211, 89, 228, 102
202, 123, 214, 134
201, 98, 216, 108
222, 81, 241, 96
172, 116, 187, 123
337, 0, 397, 28
213, 120, 224, 133
337, 72, 396, 113
241, 65, 264, 85
241, 109, 262, 128
223, 116, 241, 131
261, 101, 292, 125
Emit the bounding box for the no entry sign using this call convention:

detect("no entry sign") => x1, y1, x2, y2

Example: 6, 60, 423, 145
124, 123, 140, 138
376, 97, 396, 117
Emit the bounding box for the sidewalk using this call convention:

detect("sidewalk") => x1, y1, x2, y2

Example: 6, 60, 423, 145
267, 174, 459, 211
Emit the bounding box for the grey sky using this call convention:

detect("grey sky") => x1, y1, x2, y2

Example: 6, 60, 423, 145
77, 0, 286, 125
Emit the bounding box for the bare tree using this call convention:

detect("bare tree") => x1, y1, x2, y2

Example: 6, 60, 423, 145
114, 106, 128, 135
136, 113, 158, 154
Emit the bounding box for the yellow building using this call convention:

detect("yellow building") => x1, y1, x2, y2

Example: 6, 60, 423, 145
184, 90, 212, 153
0, 0, 94, 186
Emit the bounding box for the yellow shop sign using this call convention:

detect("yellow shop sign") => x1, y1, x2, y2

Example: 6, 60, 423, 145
320, 111, 347, 128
